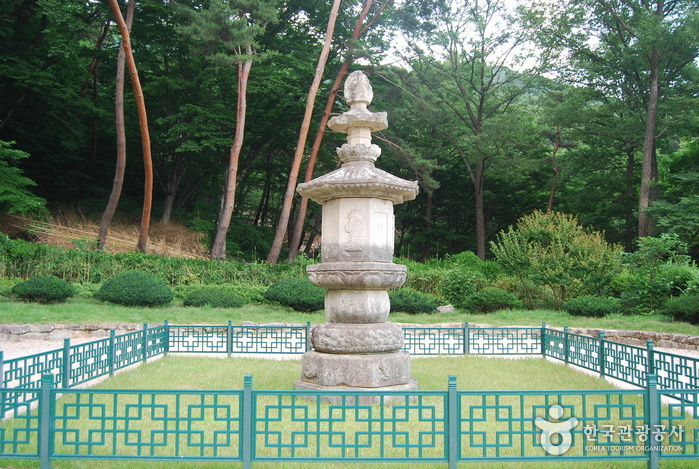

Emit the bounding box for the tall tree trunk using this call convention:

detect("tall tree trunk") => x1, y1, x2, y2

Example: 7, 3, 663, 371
419, 192, 433, 261
287, 0, 381, 261
623, 148, 636, 251
161, 153, 184, 224
638, 50, 661, 238
108, 0, 153, 253
211, 52, 253, 260
98, 1, 134, 249
547, 126, 561, 214
266, 0, 343, 265
474, 160, 486, 261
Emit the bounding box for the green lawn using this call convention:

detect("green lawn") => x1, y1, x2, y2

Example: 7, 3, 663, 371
1, 296, 698, 337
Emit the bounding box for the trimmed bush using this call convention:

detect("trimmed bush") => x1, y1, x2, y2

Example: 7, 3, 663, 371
663, 295, 699, 324
263, 278, 325, 312
11, 276, 75, 303
95, 271, 173, 307
437, 268, 486, 308
184, 288, 244, 308
563, 295, 622, 318
389, 288, 438, 315
464, 287, 522, 313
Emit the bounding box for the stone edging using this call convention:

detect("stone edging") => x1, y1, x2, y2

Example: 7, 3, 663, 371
2, 322, 699, 351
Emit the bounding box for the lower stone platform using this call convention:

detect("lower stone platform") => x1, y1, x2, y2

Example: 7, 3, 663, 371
293, 378, 419, 405
298, 350, 412, 387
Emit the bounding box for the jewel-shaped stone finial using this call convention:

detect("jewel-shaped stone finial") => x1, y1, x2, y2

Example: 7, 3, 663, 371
344, 71, 373, 108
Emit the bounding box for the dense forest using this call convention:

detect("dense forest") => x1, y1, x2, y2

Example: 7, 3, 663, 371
0, 0, 697, 263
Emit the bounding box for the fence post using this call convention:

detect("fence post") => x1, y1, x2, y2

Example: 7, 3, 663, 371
599, 331, 606, 378
0, 350, 4, 417
62, 338, 70, 389
227, 320, 233, 358
647, 340, 655, 378
164, 320, 170, 355
646, 374, 660, 469
109, 330, 116, 377
564, 326, 570, 366
142, 323, 148, 363
540, 322, 547, 358
463, 323, 470, 355
448, 375, 458, 469
39, 373, 55, 469
242, 375, 253, 469
306, 321, 312, 352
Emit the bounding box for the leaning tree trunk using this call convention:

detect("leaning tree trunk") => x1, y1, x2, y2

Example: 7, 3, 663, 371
266, 0, 342, 265
108, 0, 153, 253
211, 53, 253, 260
98, 0, 134, 249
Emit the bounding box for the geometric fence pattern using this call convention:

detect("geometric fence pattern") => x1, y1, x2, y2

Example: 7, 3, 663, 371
2, 321, 699, 469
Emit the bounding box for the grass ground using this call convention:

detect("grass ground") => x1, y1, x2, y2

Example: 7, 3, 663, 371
1, 296, 698, 337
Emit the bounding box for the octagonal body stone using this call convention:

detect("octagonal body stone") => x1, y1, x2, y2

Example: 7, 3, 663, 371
321, 197, 394, 263
299, 351, 412, 388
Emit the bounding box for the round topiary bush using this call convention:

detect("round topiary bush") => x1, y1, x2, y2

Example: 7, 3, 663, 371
263, 278, 325, 312
389, 288, 437, 315
95, 271, 173, 307
11, 276, 76, 304
184, 288, 244, 308
663, 295, 699, 324
465, 287, 522, 313
563, 295, 622, 318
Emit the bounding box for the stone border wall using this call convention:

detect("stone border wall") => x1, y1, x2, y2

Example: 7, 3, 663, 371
2, 322, 699, 351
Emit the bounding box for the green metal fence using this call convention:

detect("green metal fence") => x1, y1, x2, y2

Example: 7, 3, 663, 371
2, 374, 699, 468
3, 321, 699, 467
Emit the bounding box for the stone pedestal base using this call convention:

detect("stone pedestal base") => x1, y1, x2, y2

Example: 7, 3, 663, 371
294, 379, 419, 405
299, 350, 412, 387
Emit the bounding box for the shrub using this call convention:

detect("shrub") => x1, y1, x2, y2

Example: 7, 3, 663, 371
263, 278, 325, 312
563, 295, 622, 318
449, 251, 502, 280
389, 288, 438, 315
464, 287, 522, 313
437, 268, 486, 308
491, 211, 623, 308
663, 295, 699, 324
184, 288, 244, 308
95, 271, 173, 307
11, 276, 76, 303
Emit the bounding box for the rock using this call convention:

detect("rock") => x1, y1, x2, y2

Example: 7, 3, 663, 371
437, 305, 455, 314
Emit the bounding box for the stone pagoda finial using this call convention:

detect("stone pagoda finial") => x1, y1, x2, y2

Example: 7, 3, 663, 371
344, 70, 373, 109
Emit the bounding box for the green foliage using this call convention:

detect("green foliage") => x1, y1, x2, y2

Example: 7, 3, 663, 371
662, 295, 699, 325
563, 296, 622, 318
437, 268, 487, 308
11, 276, 75, 304
0, 141, 47, 216
464, 288, 522, 314
491, 211, 623, 308
263, 278, 325, 312
184, 288, 244, 308
620, 234, 696, 313
95, 271, 173, 307
389, 288, 438, 315
448, 251, 502, 280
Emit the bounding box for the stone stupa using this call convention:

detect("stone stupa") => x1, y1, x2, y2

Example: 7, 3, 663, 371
294, 71, 419, 403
